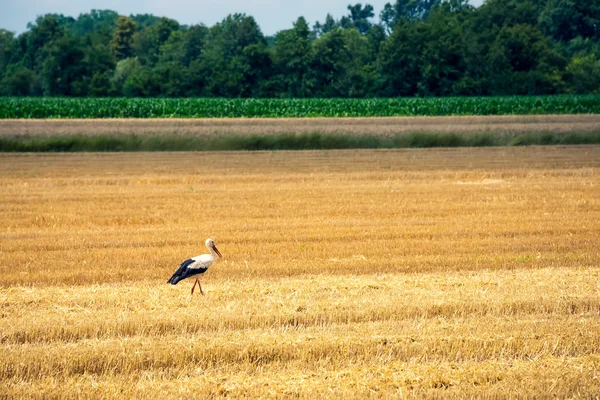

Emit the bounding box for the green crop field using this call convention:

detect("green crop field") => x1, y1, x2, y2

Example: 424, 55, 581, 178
1, 95, 600, 119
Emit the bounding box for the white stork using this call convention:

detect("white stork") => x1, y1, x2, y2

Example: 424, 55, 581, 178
167, 238, 223, 295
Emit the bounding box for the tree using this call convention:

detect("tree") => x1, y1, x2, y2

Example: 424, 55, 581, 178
347, 3, 375, 34
366, 24, 386, 60
313, 14, 337, 37
151, 24, 208, 96
274, 17, 312, 97
40, 34, 87, 95
468, 0, 540, 33
539, 0, 600, 42
110, 16, 136, 60
380, 0, 441, 32
109, 56, 158, 97
458, 0, 541, 95
123, 67, 159, 96
379, 3, 395, 33
84, 43, 115, 75
110, 57, 142, 95
133, 17, 179, 66
339, 28, 377, 96
23, 15, 66, 70
559, 37, 600, 59
488, 24, 564, 94
418, 2, 472, 96
0, 30, 16, 78
1, 4, 599, 98
199, 14, 266, 96
307, 28, 371, 97
181, 25, 208, 66
566, 54, 600, 94
154, 30, 188, 96
241, 42, 273, 97
71, 10, 119, 36
376, 21, 420, 96
90, 71, 111, 96
4, 66, 36, 95
130, 14, 162, 30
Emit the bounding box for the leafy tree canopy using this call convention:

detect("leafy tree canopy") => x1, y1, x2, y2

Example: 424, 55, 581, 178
0, 1, 598, 97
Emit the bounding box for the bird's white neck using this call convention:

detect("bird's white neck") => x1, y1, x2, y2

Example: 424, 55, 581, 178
206, 244, 217, 258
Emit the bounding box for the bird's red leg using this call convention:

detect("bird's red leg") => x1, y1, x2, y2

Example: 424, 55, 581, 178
199, 281, 204, 296
191, 278, 198, 295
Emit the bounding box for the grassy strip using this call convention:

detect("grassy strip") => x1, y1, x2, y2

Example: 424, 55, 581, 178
1, 132, 600, 152
2, 95, 600, 118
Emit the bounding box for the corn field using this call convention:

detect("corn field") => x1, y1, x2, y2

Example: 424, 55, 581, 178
1, 95, 600, 119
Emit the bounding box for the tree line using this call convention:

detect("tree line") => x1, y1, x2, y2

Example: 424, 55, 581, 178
0, 0, 598, 98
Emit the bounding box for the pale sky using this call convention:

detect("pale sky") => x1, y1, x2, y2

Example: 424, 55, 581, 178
0, 0, 485, 36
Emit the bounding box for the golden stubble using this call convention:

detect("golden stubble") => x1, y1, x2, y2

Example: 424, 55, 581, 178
1, 147, 600, 398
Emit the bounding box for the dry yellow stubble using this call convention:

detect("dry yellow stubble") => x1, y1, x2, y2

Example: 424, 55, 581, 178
1, 147, 600, 398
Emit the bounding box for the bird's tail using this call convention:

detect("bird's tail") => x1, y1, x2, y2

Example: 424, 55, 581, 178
167, 274, 183, 285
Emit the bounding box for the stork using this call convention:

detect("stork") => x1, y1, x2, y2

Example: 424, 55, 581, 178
167, 238, 222, 295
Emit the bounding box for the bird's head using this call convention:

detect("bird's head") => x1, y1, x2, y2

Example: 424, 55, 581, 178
205, 238, 222, 258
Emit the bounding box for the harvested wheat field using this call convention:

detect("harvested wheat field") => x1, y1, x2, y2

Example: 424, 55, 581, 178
1, 147, 600, 398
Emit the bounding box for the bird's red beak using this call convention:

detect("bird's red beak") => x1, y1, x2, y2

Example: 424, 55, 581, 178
213, 244, 222, 258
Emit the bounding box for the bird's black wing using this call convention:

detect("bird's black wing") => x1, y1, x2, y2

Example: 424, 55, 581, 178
167, 258, 208, 285
167, 258, 195, 284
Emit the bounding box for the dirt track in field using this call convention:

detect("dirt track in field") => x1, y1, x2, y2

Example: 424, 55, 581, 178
2, 114, 600, 137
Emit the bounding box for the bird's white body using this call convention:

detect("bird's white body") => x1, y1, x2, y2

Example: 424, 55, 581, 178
188, 248, 219, 270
